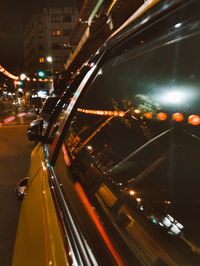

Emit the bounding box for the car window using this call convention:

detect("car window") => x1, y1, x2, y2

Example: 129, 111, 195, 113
43, 62, 95, 147
41, 97, 59, 115
54, 2, 200, 265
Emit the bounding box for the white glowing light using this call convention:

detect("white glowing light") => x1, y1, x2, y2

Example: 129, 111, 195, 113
47, 56, 53, 62
134, 109, 141, 114
175, 23, 182, 28
164, 91, 185, 104
176, 222, 184, 229
98, 69, 103, 75
163, 217, 171, 227
37, 90, 47, 98
170, 225, 181, 235
20, 73, 27, 80
42, 162, 46, 170
87, 145, 93, 150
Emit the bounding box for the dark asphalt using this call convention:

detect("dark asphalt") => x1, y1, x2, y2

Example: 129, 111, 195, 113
0, 124, 35, 266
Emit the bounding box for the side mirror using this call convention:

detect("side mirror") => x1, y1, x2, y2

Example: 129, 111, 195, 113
27, 119, 43, 141
15, 177, 29, 201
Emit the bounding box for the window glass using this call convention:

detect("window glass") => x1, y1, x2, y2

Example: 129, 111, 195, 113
37, 15, 42, 24
51, 14, 60, 23
38, 31, 44, 38
63, 15, 71, 22
55, 3, 200, 265
52, 29, 61, 36
54, 56, 61, 63
39, 57, 44, 63
63, 29, 71, 36
38, 44, 44, 50
52, 43, 61, 49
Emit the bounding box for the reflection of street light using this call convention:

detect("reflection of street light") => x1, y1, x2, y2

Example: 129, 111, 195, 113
38, 71, 45, 78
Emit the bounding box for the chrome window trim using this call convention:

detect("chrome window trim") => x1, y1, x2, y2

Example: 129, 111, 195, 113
43, 144, 98, 266
48, 58, 105, 165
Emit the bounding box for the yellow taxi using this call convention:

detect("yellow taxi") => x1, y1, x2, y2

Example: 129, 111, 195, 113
13, 0, 200, 265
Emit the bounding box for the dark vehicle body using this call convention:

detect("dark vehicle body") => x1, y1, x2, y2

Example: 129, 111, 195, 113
27, 96, 59, 141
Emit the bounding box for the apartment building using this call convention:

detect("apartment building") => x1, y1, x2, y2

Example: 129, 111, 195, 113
24, 5, 78, 80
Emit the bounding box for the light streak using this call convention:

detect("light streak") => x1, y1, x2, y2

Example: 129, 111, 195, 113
0, 65, 19, 80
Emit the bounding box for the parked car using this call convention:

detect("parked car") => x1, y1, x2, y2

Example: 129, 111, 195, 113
13, 0, 200, 265
27, 96, 59, 141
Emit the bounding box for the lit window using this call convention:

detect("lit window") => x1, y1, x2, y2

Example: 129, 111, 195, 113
39, 57, 44, 63
52, 30, 61, 36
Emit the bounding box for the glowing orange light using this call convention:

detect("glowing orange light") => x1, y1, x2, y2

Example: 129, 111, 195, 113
144, 112, 153, 119
157, 112, 167, 121
118, 111, 125, 117
188, 115, 200, 125
134, 109, 140, 114
172, 113, 184, 122
0, 65, 18, 80
129, 190, 135, 196
77, 108, 125, 118
75, 182, 123, 265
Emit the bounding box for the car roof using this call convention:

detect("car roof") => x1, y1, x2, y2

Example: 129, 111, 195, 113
97, 0, 189, 55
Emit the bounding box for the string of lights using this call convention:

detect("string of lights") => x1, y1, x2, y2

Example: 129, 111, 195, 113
0, 65, 53, 82
77, 108, 200, 125
0, 65, 19, 80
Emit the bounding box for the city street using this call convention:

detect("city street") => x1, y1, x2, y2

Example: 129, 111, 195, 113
0, 111, 35, 266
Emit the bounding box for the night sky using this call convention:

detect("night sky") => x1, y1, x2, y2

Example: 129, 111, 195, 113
0, 0, 83, 73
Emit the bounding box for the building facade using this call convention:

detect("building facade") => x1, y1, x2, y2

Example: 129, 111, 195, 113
24, 5, 78, 89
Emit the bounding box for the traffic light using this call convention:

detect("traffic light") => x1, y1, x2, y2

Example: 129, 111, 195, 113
37, 71, 45, 77
14, 80, 23, 85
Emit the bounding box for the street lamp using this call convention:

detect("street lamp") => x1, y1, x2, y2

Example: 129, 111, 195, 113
20, 73, 27, 80
47, 56, 53, 63
46, 56, 53, 93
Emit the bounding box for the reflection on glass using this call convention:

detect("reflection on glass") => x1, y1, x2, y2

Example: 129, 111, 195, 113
61, 7, 200, 264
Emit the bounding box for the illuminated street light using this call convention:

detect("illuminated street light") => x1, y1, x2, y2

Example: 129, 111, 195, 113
20, 73, 27, 80
47, 56, 53, 63
164, 91, 185, 104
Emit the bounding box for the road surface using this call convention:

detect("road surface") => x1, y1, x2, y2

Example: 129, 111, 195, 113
0, 108, 36, 266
